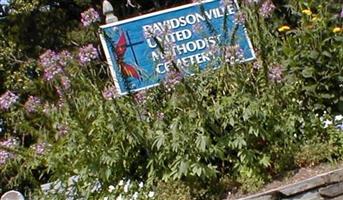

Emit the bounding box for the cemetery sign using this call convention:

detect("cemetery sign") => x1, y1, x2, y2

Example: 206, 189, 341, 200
100, 0, 255, 95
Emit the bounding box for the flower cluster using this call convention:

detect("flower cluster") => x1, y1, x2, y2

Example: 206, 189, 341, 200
81, 8, 100, 27
56, 124, 69, 137
223, 45, 244, 65
39, 50, 60, 68
320, 114, 343, 130
58, 50, 73, 66
133, 91, 147, 105
259, 0, 276, 18
164, 69, 183, 92
192, 22, 204, 33
143, 27, 164, 39
105, 179, 155, 200
234, 12, 246, 25
60, 76, 71, 90
243, 0, 261, 4
220, 0, 233, 7
268, 65, 283, 83
102, 85, 119, 100
31, 142, 49, 155
156, 112, 165, 120
78, 44, 99, 65
0, 91, 19, 110
43, 65, 63, 81
24, 96, 41, 113
206, 44, 220, 59
39, 49, 72, 81
0, 138, 19, 165
253, 60, 262, 70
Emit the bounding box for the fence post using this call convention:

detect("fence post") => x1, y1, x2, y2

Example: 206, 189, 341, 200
103, 0, 118, 24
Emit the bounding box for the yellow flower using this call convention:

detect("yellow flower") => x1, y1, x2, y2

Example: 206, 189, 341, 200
278, 25, 290, 32
311, 16, 319, 21
302, 9, 312, 16
333, 27, 342, 33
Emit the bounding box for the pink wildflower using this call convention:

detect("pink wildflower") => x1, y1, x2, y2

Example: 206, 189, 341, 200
81, 8, 100, 27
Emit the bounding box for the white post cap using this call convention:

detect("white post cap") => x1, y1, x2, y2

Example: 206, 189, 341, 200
103, 0, 118, 24
1, 190, 25, 200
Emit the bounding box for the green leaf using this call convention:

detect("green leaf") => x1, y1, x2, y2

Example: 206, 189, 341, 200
321, 51, 332, 58
259, 155, 271, 167
302, 67, 314, 78
196, 134, 209, 152
179, 161, 189, 177
153, 131, 165, 150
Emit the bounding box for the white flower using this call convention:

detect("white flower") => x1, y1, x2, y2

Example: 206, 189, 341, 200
118, 180, 124, 186
116, 194, 123, 200
124, 180, 131, 193
148, 191, 155, 198
323, 119, 333, 128
335, 115, 343, 121
104, 197, 109, 200
108, 185, 115, 193
139, 182, 144, 188
132, 192, 139, 200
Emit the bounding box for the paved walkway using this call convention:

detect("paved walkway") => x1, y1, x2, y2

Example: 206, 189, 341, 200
235, 168, 343, 200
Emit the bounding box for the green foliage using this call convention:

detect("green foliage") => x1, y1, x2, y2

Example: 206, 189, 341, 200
0, 0, 342, 199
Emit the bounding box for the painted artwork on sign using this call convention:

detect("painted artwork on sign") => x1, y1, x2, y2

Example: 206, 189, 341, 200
100, 0, 255, 95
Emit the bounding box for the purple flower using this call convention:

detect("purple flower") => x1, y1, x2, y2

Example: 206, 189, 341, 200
143, 27, 155, 39
243, 0, 261, 4
164, 69, 183, 92
55, 87, 66, 108
24, 96, 41, 113
39, 49, 73, 81
163, 51, 177, 64
133, 91, 147, 104
58, 50, 73, 67
143, 25, 170, 39
156, 112, 165, 120
81, 8, 100, 27
224, 45, 244, 65
39, 50, 59, 68
57, 98, 66, 109
268, 65, 283, 83
0, 91, 19, 110
78, 44, 99, 65
57, 124, 69, 136
220, 0, 233, 7
340, 7, 343, 18
253, 61, 262, 70
192, 22, 204, 33
0, 138, 19, 165
234, 12, 246, 25
259, 0, 276, 18
43, 102, 57, 115
60, 76, 71, 90
32, 142, 48, 155
206, 44, 220, 58
43, 65, 63, 81
102, 85, 119, 100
